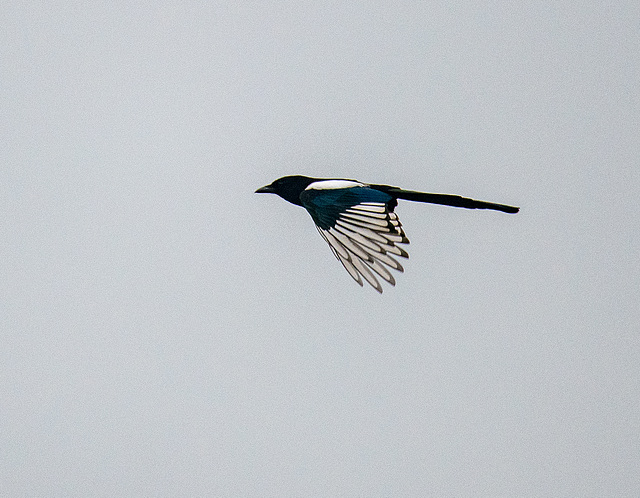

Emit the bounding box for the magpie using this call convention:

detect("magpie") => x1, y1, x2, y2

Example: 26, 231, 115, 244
256, 175, 519, 293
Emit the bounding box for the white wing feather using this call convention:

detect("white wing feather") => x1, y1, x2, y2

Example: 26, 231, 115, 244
314, 201, 410, 293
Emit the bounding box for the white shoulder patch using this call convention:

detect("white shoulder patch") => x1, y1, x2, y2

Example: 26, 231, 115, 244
305, 179, 364, 190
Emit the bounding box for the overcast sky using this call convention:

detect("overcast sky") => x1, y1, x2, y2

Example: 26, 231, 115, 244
2, 1, 639, 496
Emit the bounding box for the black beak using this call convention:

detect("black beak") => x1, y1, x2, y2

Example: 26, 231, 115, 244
255, 184, 275, 194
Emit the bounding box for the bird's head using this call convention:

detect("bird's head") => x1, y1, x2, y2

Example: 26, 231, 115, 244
255, 175, 316, 206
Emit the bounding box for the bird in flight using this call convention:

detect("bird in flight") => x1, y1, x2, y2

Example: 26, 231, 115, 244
256, 175, 519, 293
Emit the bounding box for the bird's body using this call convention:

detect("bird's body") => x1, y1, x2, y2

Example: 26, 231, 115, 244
256, 175, 519, 293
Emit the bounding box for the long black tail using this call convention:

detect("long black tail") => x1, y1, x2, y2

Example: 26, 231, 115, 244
377, 187, 519, 214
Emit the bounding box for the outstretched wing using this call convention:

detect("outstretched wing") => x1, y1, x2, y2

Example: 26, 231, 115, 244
300, 183, 410, 293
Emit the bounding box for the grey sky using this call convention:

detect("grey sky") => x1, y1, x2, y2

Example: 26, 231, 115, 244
2, 1, 639, 496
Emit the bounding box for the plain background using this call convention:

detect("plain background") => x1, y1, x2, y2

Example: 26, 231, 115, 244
2, 1, 639, 496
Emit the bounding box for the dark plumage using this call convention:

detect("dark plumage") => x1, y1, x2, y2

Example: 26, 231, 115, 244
256, 175, 519, 293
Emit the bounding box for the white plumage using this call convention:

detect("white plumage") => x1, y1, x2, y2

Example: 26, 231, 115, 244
313, 201, 409, 293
